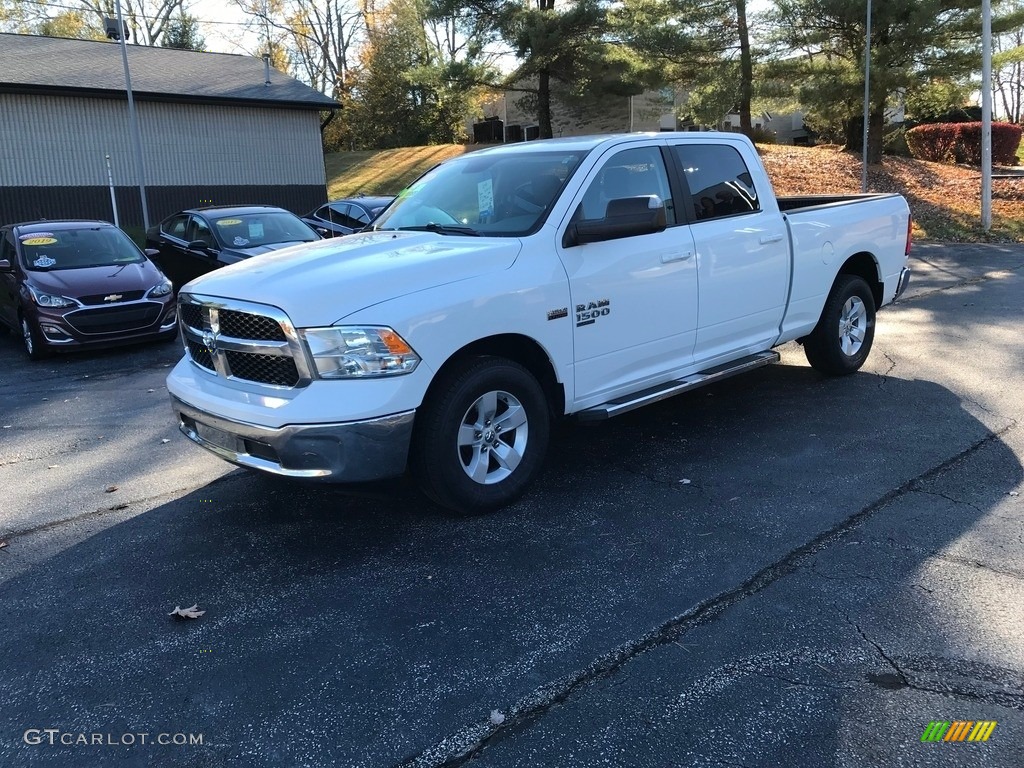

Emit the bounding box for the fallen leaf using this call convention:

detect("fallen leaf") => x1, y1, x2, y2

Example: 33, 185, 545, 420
489, 709, 505, 725
105, 485, 118, 493
168, 604, 206, 620
678, 478, 691, 484
161, 438, 170, 444
1010, 491, 1020, 497
0, 541, 8, 549
47, 465, 59, 469
147, 389, 155, 393
2, 425, 11, 429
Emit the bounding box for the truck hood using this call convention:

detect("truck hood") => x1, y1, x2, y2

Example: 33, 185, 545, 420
181, 231, 522, 327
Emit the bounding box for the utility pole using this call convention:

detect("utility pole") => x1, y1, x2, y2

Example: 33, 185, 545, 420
861, 0, 872, 193
114, 0, 151, 230
982, 0, 993, 231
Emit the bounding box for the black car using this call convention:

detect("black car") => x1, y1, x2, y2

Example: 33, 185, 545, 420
301, 196, 395, 237
145, 205, 320, 290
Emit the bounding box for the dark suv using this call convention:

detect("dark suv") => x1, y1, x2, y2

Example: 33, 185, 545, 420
0, 221, 177, 359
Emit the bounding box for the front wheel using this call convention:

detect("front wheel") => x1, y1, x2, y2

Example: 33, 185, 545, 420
411, 357, 551, 514
803, 274, 876, 375
20, 313, 50, 361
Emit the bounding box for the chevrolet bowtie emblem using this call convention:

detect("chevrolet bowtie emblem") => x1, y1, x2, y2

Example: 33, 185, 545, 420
103, 294, 123, 302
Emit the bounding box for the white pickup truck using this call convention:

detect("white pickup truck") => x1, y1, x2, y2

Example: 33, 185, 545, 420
167, 133, 911, 512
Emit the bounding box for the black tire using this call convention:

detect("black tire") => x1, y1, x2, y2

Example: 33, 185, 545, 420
411, 356, 551, 514
19, 312, 50, 361
803, 274, 876, 375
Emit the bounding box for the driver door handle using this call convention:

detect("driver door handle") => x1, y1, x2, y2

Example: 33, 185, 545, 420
660, 250, 693, 263
759, 233, 784, 244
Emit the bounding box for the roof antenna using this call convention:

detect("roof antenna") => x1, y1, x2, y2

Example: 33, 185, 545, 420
263, 53, 271, 86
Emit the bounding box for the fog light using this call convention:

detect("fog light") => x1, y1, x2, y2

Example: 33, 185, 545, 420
41, 325, 68, 337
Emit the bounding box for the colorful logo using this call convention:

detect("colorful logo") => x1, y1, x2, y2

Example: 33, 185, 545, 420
921, 721, 997, 742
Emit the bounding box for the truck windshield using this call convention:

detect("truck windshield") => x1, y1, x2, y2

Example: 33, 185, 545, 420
372, 150, 589, 237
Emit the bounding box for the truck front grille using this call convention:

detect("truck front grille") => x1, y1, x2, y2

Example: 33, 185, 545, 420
178, 294, 311, 389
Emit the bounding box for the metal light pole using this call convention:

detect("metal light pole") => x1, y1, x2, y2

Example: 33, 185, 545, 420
105, 154, 119, 227
114, 0, 150, 230
861, 0, 872, 193
982, 0, 993, 231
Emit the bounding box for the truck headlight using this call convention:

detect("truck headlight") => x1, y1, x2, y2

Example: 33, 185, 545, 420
28, 286, 78, 308
301, 326, 420, 379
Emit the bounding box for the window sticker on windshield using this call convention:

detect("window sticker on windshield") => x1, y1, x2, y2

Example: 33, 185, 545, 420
216, 219, 243, 226
477, 179, 494, 219
233, 236, 250, 246
33, 255, 57, 267
248, 222, 264, 238
23, 237, 58, 246
20, 232, 54, 240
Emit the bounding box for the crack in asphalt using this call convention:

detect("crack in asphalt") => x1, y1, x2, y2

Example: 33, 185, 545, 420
394, 423, 1017, 768
848, 615, 1024, 710
910, 488, 986, 515
877, 352, 897, 389
859, 537, 1024, 583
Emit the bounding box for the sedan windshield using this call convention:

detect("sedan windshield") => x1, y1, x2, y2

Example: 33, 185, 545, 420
20, 227, 144, 271
372, 150, 589, 237
210, 213, 318, 248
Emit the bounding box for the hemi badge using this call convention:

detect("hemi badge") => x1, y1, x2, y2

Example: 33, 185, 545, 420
103, 294, 123, 302
547, 308, 568, 321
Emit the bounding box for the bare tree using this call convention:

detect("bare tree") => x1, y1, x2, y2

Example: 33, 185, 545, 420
74, 0, 188, 45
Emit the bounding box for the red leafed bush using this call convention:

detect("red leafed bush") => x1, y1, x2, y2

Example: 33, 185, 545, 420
906, 122, 1023, 165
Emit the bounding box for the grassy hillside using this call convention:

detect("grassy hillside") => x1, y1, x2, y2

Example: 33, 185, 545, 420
324, 145, 478, 199
324, 142, 1024, 242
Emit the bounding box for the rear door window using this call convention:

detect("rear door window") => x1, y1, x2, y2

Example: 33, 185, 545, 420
162, 214, 189, 240
672, 144, 760, 221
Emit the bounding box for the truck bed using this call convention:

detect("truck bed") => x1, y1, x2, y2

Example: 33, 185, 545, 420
777, 193, 902, 214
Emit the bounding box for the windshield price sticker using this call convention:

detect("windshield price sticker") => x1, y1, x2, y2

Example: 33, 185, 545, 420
215, 219, 242, 226
33, 255, 57, 267
23, 237, 58, 246
248, 222, 264, 238
477, 179, 494, 220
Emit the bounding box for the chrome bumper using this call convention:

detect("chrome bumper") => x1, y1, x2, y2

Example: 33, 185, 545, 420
171, 396, 415, 481
895, 266, 911, 299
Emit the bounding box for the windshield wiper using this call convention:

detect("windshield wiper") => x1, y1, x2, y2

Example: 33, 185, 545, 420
397, 223, 479, 237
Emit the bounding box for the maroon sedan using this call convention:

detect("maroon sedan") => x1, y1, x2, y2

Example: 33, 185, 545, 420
0, 220, 177, 360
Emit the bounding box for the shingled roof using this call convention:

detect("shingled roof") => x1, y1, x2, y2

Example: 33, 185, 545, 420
0, 33, 338, 110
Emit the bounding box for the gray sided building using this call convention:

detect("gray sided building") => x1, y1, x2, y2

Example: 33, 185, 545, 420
0, 34, 338, 229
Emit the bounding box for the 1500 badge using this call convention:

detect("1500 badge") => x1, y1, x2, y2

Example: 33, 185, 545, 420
576, 299, 610, 327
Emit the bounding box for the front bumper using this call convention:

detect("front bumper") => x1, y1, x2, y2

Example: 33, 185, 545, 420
171, 396, 415, 481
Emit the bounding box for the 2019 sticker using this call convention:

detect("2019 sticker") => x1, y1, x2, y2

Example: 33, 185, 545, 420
216, 219, 242, 226
23, 237, 58, 246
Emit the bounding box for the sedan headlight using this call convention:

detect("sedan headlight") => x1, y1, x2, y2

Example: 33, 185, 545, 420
147, 280, 173, 297
302, 326, 420, 379
28, 286, 78, 308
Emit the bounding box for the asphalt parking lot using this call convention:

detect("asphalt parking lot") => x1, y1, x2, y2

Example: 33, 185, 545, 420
1, 242, 1023, 768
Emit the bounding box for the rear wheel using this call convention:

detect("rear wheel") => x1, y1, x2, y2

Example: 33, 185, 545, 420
411, 357, 550, 514
803, 274, 875, 375
20, 313, 49, 361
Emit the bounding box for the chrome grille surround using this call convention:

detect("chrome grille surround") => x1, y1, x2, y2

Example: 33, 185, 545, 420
177, 293, 314, 389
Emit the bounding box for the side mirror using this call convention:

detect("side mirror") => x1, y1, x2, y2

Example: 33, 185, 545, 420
144, 248, 160, 258
316, 227, 329, 237
0, 258, 11, 271
564, 196, 667, 247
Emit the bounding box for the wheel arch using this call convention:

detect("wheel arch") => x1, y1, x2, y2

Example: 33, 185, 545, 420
836, 252, 883, 308
426, 334, 565, 418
